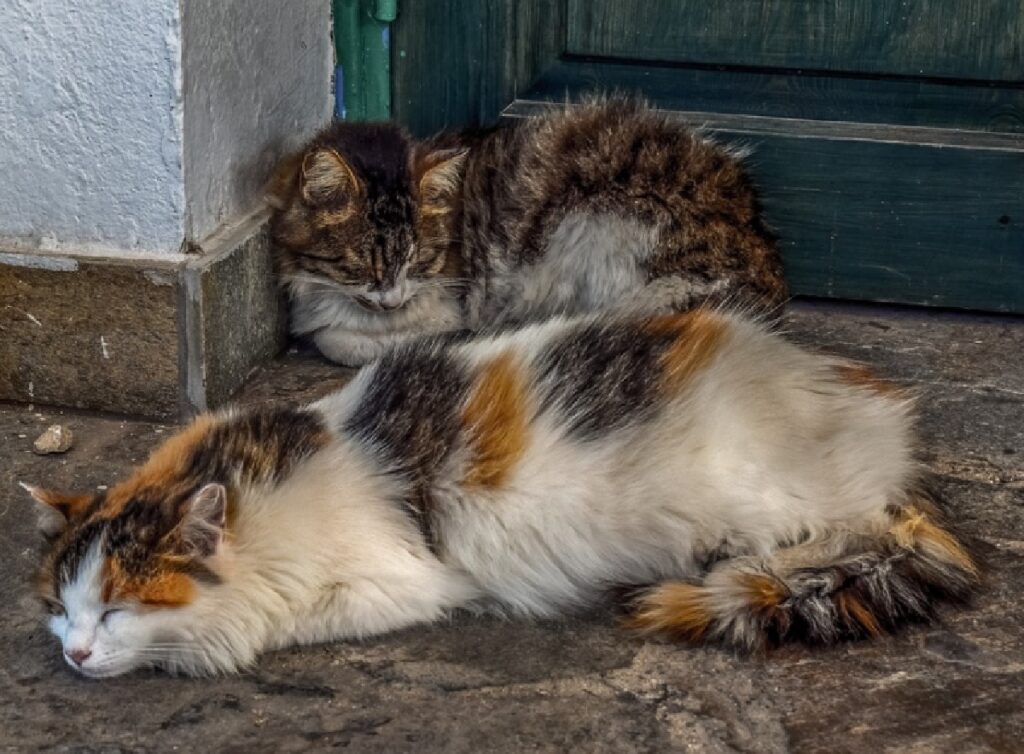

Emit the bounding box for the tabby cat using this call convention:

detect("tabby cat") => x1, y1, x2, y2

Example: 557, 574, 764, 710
25, 308, 978, 677
268, 98, 786, 365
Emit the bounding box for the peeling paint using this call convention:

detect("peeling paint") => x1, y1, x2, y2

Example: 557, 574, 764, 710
100, 336, 111, 359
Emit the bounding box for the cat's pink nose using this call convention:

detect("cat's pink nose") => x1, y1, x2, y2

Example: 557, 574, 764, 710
65, 647, 92, 666
378, 287, 406, 310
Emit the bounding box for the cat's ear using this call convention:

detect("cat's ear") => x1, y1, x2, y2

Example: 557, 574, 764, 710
264, 152, 303, 210
300, 149, 363, 207
19, 482, 92, 537
416, 148, 468, 214
179, 483, 227, 559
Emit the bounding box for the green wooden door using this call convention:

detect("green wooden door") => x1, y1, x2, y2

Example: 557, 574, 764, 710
384, 0, 1024, 312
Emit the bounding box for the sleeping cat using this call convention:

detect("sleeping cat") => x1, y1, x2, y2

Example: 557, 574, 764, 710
25, 308, 978, 677
267, 97, 786, 365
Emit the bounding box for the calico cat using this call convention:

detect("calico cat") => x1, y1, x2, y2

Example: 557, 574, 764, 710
24, 308, 979, 678
267, 97, 786, 365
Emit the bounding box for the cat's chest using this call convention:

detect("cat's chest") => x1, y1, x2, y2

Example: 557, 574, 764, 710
482, 212, 659, 323
290, 281, 461, 335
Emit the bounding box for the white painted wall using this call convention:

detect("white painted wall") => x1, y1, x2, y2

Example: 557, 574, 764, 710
182, 0, 333, 245
0, 0, 332, 256
0, 0, 186, 255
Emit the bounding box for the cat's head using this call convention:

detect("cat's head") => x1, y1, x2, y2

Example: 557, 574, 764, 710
267, 122, 467, 311
22, 475, 229, 678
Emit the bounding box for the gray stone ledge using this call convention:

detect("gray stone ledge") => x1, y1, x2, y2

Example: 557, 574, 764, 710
0, 211, 285, 420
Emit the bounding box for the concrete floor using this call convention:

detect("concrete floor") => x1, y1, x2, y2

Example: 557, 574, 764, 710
1, 301, 1022, 753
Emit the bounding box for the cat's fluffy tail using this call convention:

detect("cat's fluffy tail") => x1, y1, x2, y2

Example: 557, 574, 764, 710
627, 488, 982, 650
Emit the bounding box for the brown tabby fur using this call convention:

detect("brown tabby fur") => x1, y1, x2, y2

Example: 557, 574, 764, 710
268, 97, 786, 363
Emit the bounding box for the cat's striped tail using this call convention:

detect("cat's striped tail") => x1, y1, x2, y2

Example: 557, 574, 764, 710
627, 490, 983, 650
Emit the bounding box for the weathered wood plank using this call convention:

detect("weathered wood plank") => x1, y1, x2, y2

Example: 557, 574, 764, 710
569, 0, 1024, 83
755, 137, 1024, 311
391, 0, 565, 136
391, 0, 507, 135
529, 60, 1024, 135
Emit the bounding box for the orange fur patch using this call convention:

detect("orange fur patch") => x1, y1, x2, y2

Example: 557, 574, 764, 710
101, 415, 218, 517
627, 583, 713, 641
31, 488, 94, 521
739, 573, 791, 635
739, 573, 787, 611
836, 591, 883, 637
647, 310, 728, 393
889, 510, 924, 549
461, 353, 529, 489
104, 558, 195, 607
264, 152, 302, 209
321, 206, 359, 226
833, 363, 903, 397
889, 506, 978, 575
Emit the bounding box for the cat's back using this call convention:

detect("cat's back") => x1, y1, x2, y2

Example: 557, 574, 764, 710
460, 97, 786, 319
321, 308, 900, 469
520, 97, 710, 174
325, 310, 912, 613
471, 97, 743, 215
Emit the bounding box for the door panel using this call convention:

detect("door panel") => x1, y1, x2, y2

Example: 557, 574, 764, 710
568, 0, 1024, 82
525, 59, 1024, 134
391, 0, 566, 136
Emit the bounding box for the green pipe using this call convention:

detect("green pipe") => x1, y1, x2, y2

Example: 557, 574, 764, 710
333, 0, 394, 121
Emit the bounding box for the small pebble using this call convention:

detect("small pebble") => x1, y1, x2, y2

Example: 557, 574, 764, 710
32, 424, 74, 455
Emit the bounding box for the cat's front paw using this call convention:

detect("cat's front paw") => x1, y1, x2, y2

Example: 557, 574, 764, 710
312, 329, 390, 367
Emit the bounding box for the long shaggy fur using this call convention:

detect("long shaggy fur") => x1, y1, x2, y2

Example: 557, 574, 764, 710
628, 488, 981, 650
268, 97, 786, 365
25, 309, 980, 677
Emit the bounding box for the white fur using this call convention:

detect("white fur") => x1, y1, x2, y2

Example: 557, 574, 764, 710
292, 212, 674, 363
434, 315, 911, 615
49, 312, 916, 676
169, 445, 480, 674
287, 276, 463, 366
480, 212, 658, 325
48, 543, 165, 678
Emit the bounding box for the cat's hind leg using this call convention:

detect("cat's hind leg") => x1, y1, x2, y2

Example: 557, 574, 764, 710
625, 492, 981, 650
